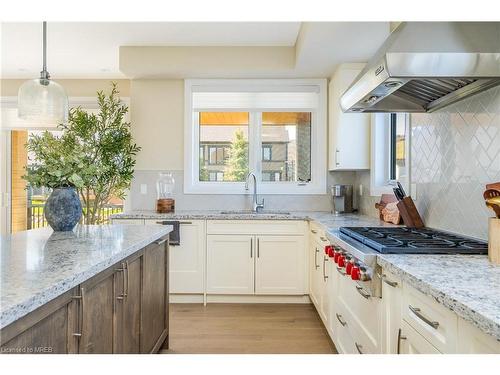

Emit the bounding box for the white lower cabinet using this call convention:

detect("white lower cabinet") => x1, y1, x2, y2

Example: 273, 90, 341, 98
207, 233, 307, 295
167, 221, 205, 294
206, 235, 254, 294
457, 317, 500, 353
309, 231, 330, 325
255, 235, 306, 295
381, 271, 402, 354
399, 320, 441, 354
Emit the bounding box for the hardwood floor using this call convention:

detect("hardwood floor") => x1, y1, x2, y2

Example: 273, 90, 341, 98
161, 303, 337, 354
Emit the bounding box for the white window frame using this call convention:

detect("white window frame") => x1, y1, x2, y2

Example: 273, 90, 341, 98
370, 113, 411, 196
184, 79, 327, 195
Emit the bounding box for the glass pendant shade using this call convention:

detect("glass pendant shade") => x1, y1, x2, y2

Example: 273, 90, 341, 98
18, 78, 68, 125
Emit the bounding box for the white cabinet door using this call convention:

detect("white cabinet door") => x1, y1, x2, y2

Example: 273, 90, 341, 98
206, 235, 254, 294
399, 321, 441, 354
328, 63, 371, 171
319, 252, 330, 325
309, 239, 323, 310
457, 318, 500, 354
255, 235, 306, 295
168, 221, 205, 294
381, 270, 402, 354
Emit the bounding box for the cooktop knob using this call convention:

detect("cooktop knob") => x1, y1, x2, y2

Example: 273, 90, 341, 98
351, 266, 360, 280
325, 245, 332, 255
346, 262, 353, 275
327, 246, 335, 258
337, 255, 346, 267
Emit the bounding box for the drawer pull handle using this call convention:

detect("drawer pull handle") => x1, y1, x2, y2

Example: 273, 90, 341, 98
336, 267, 346, 276
156, 221, 192, 225
355, 342, 363, 354
314, 248, 319, 269
382, 275, 398, 288
323, 256, 328, 281
336, 313, 347, 326
72, 288, 84, 338
155, 238, 167, 245
409, 305, 439, 329
320, 236, 328, 242
311, 229, 318, 234
397, 328, 407, 354
355, 285, 371, 299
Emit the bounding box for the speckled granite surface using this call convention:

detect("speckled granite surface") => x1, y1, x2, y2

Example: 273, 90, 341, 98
0, 224, 171, 329
111, 210, 389, 228
377, 254, 500, 341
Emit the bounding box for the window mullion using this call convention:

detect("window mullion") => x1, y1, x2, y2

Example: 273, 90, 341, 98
248, 111, 262, 181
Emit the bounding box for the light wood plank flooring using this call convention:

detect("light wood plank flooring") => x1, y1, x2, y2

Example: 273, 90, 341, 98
161, 303, 337, 354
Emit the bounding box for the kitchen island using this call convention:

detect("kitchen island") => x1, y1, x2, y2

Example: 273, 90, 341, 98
0, 224, 172, 354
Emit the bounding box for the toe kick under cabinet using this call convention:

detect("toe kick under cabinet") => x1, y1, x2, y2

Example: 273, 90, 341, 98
0, 237, 169, 354
206, 220, 308, 296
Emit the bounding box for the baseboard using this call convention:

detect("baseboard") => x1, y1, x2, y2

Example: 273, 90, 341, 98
169, 294, 312, 304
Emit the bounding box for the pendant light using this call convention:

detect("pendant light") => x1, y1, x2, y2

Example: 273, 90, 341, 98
17, 21, 68, 125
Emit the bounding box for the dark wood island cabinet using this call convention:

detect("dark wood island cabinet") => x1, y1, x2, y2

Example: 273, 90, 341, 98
0, 234, 170, 354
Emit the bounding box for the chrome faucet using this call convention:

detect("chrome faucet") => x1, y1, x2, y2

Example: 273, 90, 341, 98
245, 172, 264, 213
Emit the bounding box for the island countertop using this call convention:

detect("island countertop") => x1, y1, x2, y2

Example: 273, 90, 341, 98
0, 224, 172, 329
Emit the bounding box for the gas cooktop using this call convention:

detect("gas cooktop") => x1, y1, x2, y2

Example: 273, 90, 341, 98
339, 227, 488, 254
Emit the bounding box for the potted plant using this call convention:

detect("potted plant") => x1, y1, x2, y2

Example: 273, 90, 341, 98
24, 83, 140, 230
24, 132, 86, 231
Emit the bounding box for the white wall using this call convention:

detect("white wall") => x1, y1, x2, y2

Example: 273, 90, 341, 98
130, 80, 184, 170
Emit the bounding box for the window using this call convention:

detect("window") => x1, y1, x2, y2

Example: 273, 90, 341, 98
370, 113, 410, 196
184, 79, 327, 194
262, 145, 272, 161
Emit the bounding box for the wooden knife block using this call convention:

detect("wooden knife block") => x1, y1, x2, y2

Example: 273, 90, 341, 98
396, 196, 424, 228
489, 218, 500, 265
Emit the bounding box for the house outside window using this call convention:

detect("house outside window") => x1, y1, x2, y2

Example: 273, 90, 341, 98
184, 79, 327, 195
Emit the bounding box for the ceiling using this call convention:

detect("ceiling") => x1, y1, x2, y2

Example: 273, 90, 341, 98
1, 22, 389, 79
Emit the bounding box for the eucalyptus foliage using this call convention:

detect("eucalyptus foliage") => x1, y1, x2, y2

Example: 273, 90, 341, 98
24, 83, 141, 224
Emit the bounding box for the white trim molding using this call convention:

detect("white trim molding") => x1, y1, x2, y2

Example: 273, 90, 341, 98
370, 113, 411, 196
184, 79, 327, 195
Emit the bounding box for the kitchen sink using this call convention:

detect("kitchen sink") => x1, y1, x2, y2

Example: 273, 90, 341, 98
219, 210, 290, 215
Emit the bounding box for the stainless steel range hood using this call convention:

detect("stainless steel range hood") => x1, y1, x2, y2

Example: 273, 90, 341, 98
340, 22, 500, 113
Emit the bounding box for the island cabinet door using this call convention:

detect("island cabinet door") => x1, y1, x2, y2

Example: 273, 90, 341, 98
140, 237, 169, 353
0, 288, 79, 354
114, 252, 142, 354
78, 267, 120, 354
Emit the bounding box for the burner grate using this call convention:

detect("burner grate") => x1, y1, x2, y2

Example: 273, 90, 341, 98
339, 226, 488, 254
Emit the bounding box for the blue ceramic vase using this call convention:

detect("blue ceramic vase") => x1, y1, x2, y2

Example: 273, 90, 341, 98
44, 187, 82, 231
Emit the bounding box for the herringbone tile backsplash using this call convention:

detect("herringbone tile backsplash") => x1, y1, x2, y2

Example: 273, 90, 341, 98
357, 86, 500, 240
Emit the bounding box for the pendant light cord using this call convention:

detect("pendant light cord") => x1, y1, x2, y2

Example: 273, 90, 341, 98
40, 21, 50, 81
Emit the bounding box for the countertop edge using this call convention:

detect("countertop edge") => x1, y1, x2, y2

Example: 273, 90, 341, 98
376, 256, 500, 342
0, 226, 172, 330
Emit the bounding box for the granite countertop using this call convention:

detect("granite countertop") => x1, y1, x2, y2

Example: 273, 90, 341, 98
111, 209, 390, 228
377, 254, 500, 341
0, 224, 172, 329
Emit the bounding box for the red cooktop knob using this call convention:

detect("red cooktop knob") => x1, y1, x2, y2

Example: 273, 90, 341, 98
333, 252, 340, 263
327, 247, 335, 258
337, 255, 346, 268
346, 262, 353, 275
351, 266, 360, 280
325, 245, 332, 255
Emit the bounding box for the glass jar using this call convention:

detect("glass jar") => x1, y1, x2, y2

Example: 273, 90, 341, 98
156, 172, 175, 199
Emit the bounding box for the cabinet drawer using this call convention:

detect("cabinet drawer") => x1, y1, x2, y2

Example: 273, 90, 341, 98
337, 272, 381, 353
332, 303, 357, 354
402, 284, 457, 353
207, 220, 306, 235
399, 320, 441, 354
309, 222, 329, 245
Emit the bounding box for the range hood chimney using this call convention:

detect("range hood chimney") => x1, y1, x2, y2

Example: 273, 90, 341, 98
341, 22, 500, 113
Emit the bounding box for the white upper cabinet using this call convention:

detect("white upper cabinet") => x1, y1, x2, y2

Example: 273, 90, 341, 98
328, 63, 371, 171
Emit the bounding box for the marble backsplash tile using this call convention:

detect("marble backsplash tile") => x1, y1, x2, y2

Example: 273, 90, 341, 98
357, 86, 500, 240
